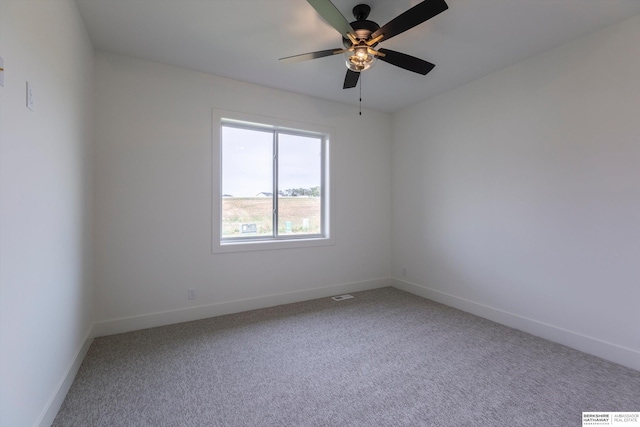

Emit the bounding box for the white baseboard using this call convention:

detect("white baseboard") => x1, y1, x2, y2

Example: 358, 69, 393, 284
391, 278, 640, 372
93, 278, 391, 337
36, 325, 95, 427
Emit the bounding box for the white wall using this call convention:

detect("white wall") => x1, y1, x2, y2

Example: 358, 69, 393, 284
0, 1, 94, 426
391, 14, 640, 370
92, 52, 392, 333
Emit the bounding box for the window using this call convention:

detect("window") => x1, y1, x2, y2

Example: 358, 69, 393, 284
212, 110, 334, 253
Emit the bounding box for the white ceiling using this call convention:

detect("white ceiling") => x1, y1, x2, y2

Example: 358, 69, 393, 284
75, 0, 640, 113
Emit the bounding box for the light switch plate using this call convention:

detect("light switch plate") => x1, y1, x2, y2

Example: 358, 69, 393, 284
26, 81, 34, 111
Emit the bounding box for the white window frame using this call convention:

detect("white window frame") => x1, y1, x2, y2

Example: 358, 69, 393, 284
212, 108, 335, 254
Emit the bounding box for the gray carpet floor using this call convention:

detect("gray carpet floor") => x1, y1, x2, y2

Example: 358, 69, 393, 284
53, 287, 639, 426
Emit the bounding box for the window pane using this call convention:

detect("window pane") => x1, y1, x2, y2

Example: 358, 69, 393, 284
277, 133, 322, 235
221, 126, 273, 238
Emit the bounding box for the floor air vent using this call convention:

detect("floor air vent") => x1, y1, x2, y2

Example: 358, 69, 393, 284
331, 294, 354, 301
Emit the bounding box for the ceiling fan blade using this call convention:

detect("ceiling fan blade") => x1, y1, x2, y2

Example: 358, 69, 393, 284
377, 49, 435, 75
343, 69, 360, 89
279, 48, 342, 63
307, 0, 355, 38
371, 0, 448, 43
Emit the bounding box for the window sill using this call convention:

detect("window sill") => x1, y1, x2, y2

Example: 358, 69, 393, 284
212, 236, 335, 254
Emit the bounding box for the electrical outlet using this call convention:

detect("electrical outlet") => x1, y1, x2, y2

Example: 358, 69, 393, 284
188, 288, 197, 300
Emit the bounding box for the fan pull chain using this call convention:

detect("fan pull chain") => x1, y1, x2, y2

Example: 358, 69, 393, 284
359, 73, 362, 116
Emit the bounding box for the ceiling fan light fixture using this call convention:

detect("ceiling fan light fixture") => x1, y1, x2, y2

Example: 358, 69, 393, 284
281, 0, 448, 89
345, 45, 377, 72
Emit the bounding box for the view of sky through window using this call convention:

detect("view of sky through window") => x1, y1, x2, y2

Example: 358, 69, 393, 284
221, 126, 321, 197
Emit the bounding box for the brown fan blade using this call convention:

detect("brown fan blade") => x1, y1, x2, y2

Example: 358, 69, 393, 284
279, 48, 343, 63
343, 69, 360, 89
371, 0, 448, 43
307, 0, 355, 39
377, 49, 435, 75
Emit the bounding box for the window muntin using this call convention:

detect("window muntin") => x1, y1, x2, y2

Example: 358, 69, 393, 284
220, 121, 326, 242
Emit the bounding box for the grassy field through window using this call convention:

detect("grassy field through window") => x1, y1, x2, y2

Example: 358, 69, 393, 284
222, 197, 321, 238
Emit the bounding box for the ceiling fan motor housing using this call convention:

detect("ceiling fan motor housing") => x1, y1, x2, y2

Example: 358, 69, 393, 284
342, 4, 380, 48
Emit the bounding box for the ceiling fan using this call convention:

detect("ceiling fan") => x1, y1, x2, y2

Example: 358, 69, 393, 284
280, 0, 448, 89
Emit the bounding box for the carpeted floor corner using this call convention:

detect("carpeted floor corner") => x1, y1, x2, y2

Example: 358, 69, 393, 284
53, 287, 640, 426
